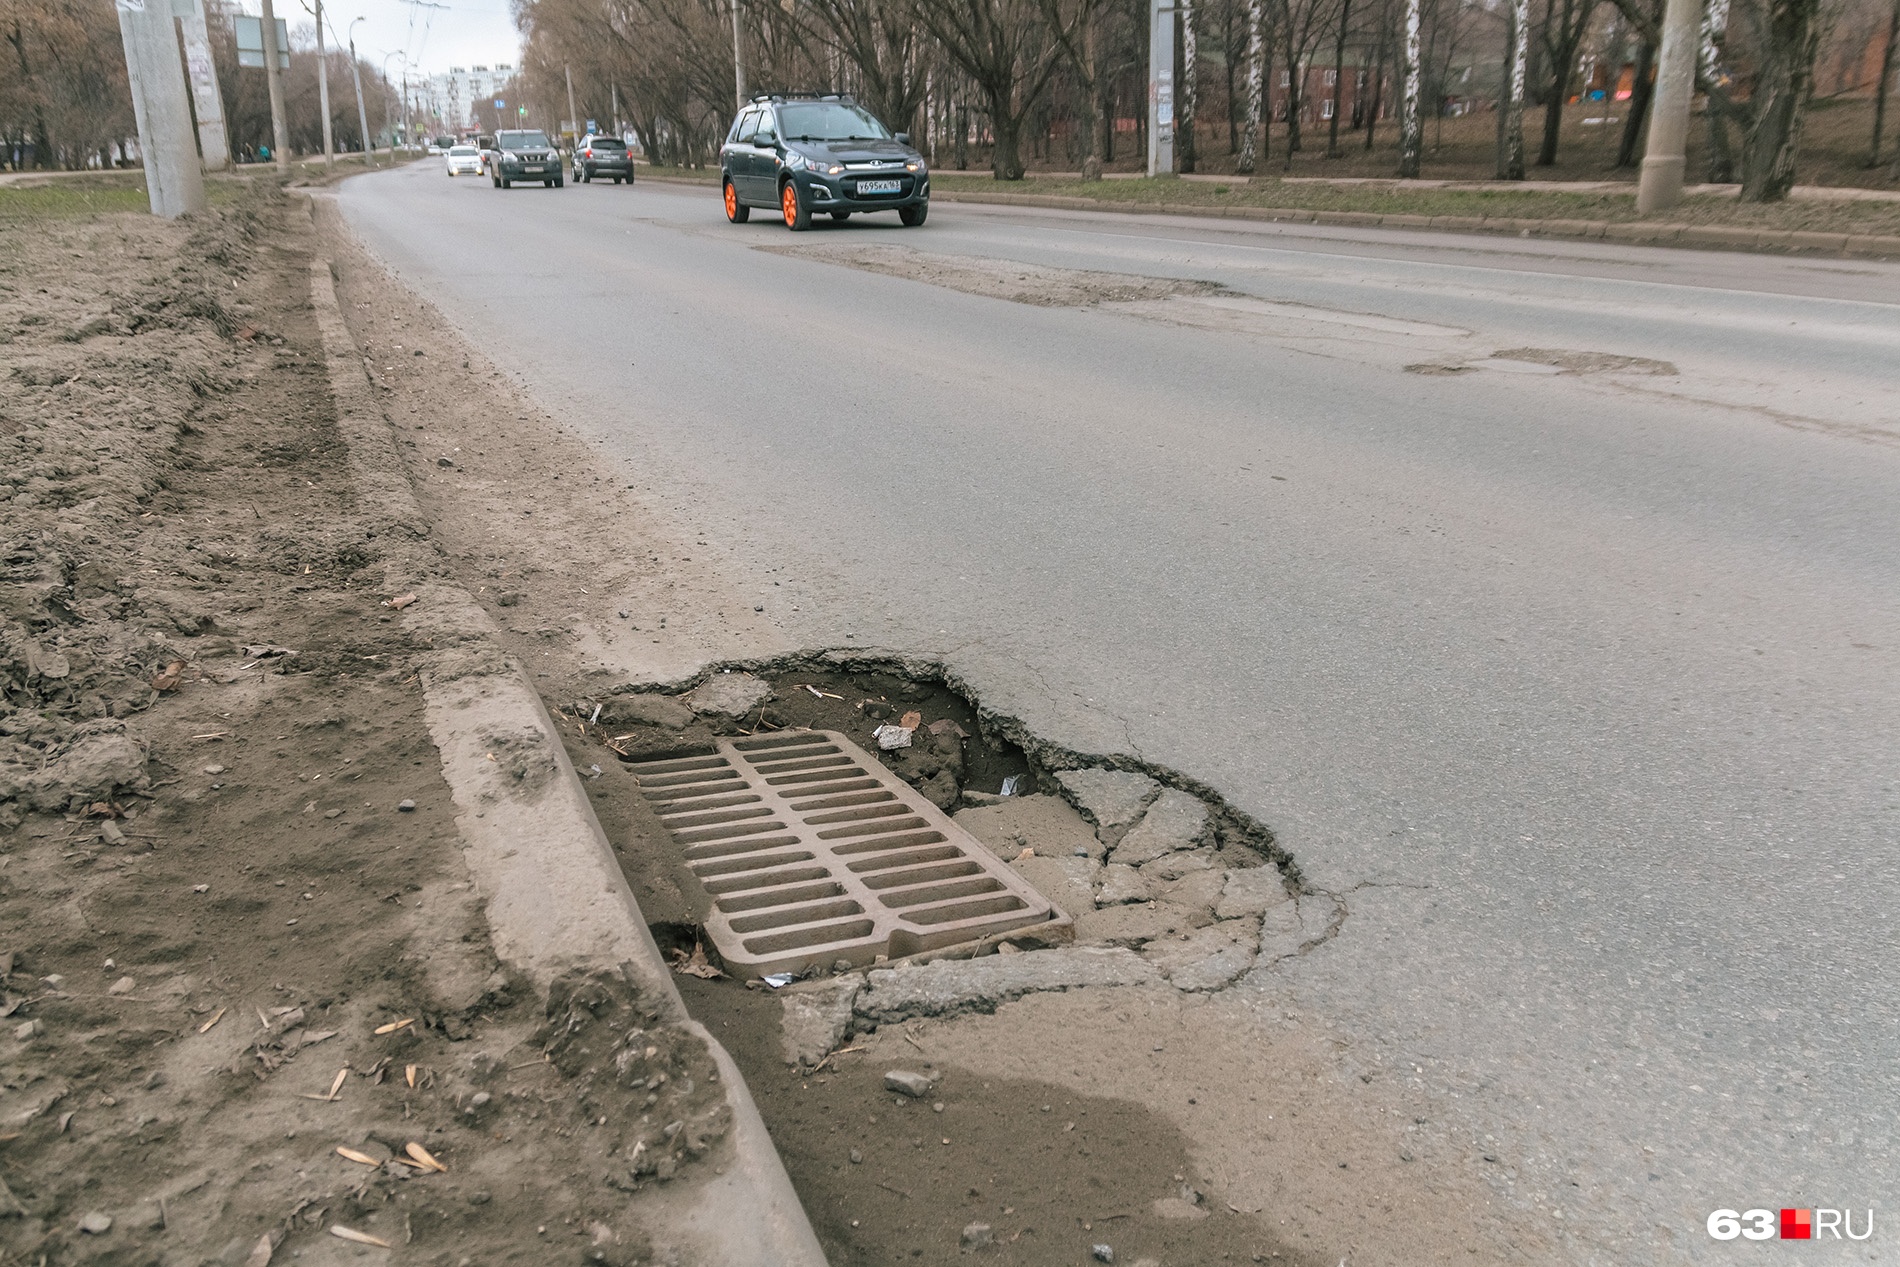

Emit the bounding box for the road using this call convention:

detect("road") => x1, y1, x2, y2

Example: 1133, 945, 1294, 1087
340, 164, 1900, 1264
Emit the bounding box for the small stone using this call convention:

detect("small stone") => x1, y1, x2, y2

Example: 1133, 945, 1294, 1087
848, 1149, 862, 1164
466, 1091, 492, 1112
397, 799, 416, 812
78, 1212, 113, 1235
193, 884, 209, 893
960, 1222, 994, 1250
203, 764, 226, 775
932, 1102, 945, 1113
108, 976, 136, 995
437, 456, 454, 467
323, 809, 341, 819
98, 820, 125, 845
1095, 863, 1151, 906
1091, 1245, 1115, 1263
467, 1191, 492, 1206
883, 1069, 936, 1098
15, 1019, 42, 1040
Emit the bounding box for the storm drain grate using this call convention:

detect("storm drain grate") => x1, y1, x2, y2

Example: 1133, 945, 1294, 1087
628, 730, 1061, 977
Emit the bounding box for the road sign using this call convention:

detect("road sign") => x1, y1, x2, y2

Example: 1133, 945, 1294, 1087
493, 98, 504, 108
233, 15, 290, 69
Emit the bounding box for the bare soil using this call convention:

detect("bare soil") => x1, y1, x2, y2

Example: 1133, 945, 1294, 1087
0, 183, 728, 1267
309, 184, 1554, 1264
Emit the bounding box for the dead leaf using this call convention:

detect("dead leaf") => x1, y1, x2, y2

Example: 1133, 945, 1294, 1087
899, 710, 923, 730
323, 1067, 349, 1099
335, 1146, 381, 1167
301, 1029, 337, 1047
669, 945, 725, 981
383, 593, 417, 610
404, 1064, 416, 1088
328, 1225, 391, 1248
1013, 846, 1035, 861
198, 1005, 227, 1034
373, 1017, 413, 1035
151, 661, 187, 691
404, 1141, 447, 1173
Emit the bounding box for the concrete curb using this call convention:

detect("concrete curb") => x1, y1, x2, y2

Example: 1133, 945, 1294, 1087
624, 169, 1900, 260
299, 194, 829, 1266
925, 189, 1900, 260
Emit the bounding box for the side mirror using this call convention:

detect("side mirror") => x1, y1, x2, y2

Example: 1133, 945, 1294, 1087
754, 132, 778, 148
894, 133, 911, 146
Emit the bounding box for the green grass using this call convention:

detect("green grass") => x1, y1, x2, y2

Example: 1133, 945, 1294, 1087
0, 176, 250, 222
927, 173, 1900, 237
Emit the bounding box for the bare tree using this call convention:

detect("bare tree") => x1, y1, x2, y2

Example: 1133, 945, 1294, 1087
1534, 0, 1598, 165
1398, 0, 1420, 174
920, 0, 1081, 177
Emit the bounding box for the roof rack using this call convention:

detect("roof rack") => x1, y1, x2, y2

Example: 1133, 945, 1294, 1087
748, 92, 856, 104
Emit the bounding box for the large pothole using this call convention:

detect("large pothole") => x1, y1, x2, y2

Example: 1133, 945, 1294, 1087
554, 651, 1321, 1069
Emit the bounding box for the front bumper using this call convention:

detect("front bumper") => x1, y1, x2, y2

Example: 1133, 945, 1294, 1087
497, 160, 558, 179
792, 170, 928, 211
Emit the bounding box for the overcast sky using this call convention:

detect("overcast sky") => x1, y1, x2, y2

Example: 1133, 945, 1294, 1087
264, 0, 521, 78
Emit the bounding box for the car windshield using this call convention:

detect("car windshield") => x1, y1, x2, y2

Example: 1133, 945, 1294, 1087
497, 131, 551, 149
776, 103, 890, 142
449, 146, 477, 155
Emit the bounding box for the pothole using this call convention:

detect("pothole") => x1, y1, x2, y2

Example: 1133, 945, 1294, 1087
758, 242, 1228, 307
1408, 346, 1679, 376
556, 651, 1308, 1067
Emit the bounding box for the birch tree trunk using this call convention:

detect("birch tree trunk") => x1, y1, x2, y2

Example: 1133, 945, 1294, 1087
1239, 0, 1266, 171
1398, 0, 1421, 175
1181, 0, 1199, 171
1503, 0, 1528, 178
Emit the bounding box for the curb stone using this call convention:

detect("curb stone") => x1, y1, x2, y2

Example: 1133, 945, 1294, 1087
300, 196, 828, 1267
924, 188, 1900, 260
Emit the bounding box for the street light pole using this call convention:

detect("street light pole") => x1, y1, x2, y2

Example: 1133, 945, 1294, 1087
260, 0, 291, 172
316, 0, 334, 165
1636, 0, 1700, 213
731, 0, 746, 110
348, 19, 374, 164
114, 0, 207, 215
565, 63, 579, 143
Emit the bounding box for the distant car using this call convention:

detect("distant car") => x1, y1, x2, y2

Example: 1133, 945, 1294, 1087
488, 129, 563, 189
720, 94, 926, 230
444, 144, 482, 177
426, 141, 445, 155
571, 133, 633, 184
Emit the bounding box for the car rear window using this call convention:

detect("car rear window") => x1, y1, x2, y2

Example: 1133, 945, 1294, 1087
449, 146, 476, 155
587, 138, 626, 150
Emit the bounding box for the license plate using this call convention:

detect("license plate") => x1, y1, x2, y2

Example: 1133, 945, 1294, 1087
523, 165, 544, 172
858, 179, 901, 195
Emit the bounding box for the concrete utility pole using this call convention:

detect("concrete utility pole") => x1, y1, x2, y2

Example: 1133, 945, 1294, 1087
260, 0, 291, 171
348, 21, 374, 164
1636, 0, 1700, 212
731, 0, 746, 110
115, 0, 208, 215
316, 0, 334, 165
1147, 0, 1176, 176
565, 63, 578, 141
176, 0, 231, 170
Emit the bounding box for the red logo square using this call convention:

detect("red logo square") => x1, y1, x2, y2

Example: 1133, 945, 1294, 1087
1781, 1208, 1812, 1240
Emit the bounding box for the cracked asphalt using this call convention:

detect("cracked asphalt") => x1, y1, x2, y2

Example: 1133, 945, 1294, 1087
341, 167, 1900, 1264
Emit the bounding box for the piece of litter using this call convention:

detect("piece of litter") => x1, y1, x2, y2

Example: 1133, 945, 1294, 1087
151, 661, 186, 691
898, 710, 923, 730
1000, 775, 1022, 797
760, 973, 795, 989
670, 945, 725, 980
198, 1005, 226, 1033
405, 1064, 417, 1088
335, 1146, 381, 1166
589, 703, 602, 724
405, 1141, 448, 1172
383, 593, 417, 610
803, 684, 842, 699
872, 724, 913, 751
328, 1225, 391, 1248
373, 1017, 413, 1035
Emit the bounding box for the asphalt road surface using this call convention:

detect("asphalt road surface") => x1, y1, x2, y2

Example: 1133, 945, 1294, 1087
340, 165, 1900, 1264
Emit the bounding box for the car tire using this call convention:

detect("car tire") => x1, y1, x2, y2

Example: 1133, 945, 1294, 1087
723, 179, 749, 224
899, 202, 928, 227
501, 178, 511, 189
781, 180, 810, 231
582, 168, 592, 183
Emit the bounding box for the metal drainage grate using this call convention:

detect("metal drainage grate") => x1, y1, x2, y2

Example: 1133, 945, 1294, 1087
628, 730, 1061, 977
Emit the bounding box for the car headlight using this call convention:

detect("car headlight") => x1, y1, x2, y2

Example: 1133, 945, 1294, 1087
501, 150, 517, 161
796, 153, 843, 175
906, 160, 924, 173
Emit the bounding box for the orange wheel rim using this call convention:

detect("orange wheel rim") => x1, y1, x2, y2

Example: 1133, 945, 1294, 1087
724, 183, 737, 219
782, 185, 797, 224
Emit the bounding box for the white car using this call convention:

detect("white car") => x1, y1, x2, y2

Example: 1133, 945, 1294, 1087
444, 145, 483, 177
